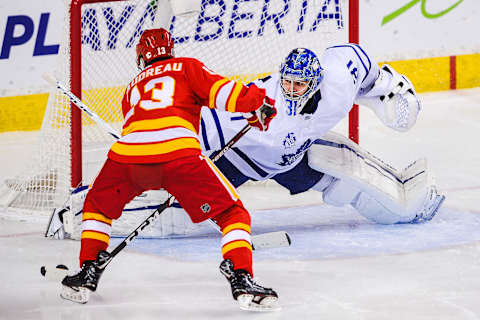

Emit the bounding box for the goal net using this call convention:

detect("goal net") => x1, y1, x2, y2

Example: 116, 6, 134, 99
0, 0, 356, 236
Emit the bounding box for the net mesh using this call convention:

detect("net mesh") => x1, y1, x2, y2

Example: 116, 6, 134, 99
0, 0, 350, 234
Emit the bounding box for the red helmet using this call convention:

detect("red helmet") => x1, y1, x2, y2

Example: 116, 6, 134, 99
136, 28, 174, 69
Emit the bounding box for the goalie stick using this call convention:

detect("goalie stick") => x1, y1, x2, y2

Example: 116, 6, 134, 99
41, 74, 291, 280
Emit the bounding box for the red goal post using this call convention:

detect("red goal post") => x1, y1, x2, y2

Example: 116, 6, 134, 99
348, 0, 359, 143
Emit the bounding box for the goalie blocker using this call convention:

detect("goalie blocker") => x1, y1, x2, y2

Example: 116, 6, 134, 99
309, 131, 445, 224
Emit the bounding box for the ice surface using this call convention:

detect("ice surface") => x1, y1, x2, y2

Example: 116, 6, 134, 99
1, 88, 480, 319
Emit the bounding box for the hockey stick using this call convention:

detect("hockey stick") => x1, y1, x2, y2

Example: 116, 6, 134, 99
41, 74, 290, 279
42, 73, 120, 140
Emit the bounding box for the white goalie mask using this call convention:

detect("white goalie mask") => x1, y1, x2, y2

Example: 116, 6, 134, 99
280, 48, 323, 116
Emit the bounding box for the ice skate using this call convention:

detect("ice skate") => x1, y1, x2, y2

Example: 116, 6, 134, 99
60, 250, 110, 303
219, 259, 280, 311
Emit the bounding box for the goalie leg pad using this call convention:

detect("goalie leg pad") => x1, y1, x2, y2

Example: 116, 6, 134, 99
310, 172, 335, 193
321, 178, 410, 224
321, 178, 358, 207
353, 191, 412, 224
321, 168, 445, 224
308, 132, 445, 224
409, 185, 445, 223
45, 185, 88, 240
45, 207, 68, 239
156, 204, 198, 236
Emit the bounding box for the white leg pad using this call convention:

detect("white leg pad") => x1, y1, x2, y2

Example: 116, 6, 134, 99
47, 188, 199, 239
155, 204, 197, 236
308, 131, 445, 224
321, 178, 358, 207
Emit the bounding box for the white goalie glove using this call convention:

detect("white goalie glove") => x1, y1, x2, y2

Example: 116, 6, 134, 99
356, 64, 421, 132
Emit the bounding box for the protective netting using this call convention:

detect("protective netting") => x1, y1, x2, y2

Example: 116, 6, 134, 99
0, 0, 350, 235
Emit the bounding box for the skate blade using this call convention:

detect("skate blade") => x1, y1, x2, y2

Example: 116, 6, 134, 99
60, 285, 90, 304
237, 294, 281, 312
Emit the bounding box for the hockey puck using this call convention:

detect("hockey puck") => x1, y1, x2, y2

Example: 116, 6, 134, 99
40, 264, 68, 277
285, 233, 292, 245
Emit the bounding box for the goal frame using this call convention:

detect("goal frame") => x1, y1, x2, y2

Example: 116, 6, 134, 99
68, 0, 360, 189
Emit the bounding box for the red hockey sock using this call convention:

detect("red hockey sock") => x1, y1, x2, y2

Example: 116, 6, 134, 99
80, 238, 108, 266
79, 206, 112, 266
214, 204, 253, 276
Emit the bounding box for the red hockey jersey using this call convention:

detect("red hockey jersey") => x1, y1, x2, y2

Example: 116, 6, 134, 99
108, 57, 266, 163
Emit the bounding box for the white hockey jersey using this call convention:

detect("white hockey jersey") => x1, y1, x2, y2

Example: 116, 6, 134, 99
200, 44, 380, 181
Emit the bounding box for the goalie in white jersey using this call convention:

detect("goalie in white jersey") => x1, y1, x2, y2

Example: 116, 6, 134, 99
199, 44, 445, 225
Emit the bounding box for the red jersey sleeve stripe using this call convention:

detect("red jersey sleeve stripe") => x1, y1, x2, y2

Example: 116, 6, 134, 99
209, 78, 229, 109
226, 82, 244, 112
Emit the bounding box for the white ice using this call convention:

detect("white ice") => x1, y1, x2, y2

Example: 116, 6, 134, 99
1, 88, 480, 319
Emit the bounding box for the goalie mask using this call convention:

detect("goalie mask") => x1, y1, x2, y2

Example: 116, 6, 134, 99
280, 48, 323, 116
136, 28, 174, 70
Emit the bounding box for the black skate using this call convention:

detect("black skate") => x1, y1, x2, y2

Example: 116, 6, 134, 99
219, 259, 280, 311
60, 250, 110, 303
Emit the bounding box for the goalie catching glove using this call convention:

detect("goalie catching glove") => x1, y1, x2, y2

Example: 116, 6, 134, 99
356, 64, 421, 132
244, 96, 277, 131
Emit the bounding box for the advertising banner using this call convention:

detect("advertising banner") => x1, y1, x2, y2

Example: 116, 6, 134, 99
360, 0, 479, 60
0, 0, 479, 96
0, 0, 64, 95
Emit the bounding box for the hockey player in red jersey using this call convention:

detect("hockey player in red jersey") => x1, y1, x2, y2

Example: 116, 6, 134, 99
60, 28, 279, 311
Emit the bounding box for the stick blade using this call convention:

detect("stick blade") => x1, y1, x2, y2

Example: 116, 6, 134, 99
251, 231, 291, 250
42, 72, 58, 86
